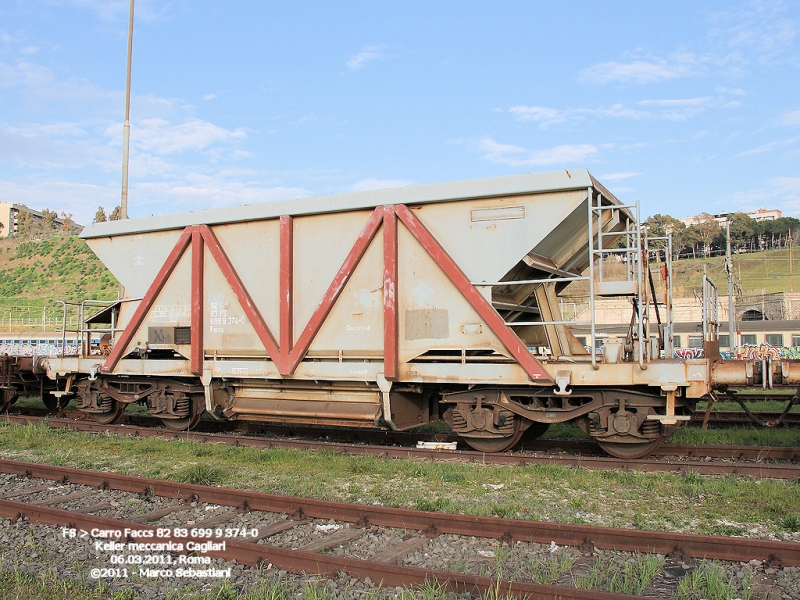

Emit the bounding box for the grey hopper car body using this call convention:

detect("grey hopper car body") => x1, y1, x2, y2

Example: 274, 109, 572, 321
32, 169, 796, 457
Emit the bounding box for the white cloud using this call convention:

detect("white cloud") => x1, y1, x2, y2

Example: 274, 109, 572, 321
0, 127, 115, 169
349, 178, 413, 192
130, 118, 246, 155
477, 138, 600, 167
131, 180, 310, 216
600, 172, 640, 182
577, 53, 700, 85
780, 110, 800, 127
347, 45, 387, 70
508, 106, 566, 126
508, 96, 721, 127
709, 2, 798, 62
0, 59, 121, 118
734, 139, 797, 158
727, 177, 800, 216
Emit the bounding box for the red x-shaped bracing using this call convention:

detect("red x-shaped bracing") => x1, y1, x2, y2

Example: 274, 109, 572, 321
101, 205, 551, 382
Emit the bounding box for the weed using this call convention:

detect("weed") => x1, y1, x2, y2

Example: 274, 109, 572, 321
417, 578, 448, 600
301, 581, 333, 600
675, 561, 739, 600
209, 581, 239, 600
439, 466, 466, 483
177, 463, 223, 485
529, 551, 572, 584
709, 524, 747, 536
245, 579, 291, 600
606, 554, 663, 595
781, 513, 800, 531
414, 497, 449, 512
491, 504, 518, 519
574, 556, 604, 589
480, 573, 516, 600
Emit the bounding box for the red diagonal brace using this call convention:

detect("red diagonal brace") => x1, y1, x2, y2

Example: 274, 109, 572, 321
394, 205, 551, 382
286, 208, 384, 375
199, 225, 285, 373
101, 227, 193, 373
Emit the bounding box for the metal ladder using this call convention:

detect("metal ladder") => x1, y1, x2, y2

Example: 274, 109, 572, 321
587, 188, 645, 368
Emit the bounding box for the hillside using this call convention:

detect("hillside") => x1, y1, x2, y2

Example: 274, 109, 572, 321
0, 236, 118, 330
1, 236, 798, 331
670, 249, 798, 297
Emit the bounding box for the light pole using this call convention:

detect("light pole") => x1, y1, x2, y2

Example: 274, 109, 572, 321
120, 0, 134, 221
726, 221, 736, 356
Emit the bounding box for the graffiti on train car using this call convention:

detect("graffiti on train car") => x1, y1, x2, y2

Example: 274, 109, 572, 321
673, 347, 705, 359
0, 343, 80, 357
672, 344, 800, 360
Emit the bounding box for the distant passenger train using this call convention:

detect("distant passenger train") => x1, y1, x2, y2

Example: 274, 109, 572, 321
0, 332, 103, 357
573, 319, 800, 360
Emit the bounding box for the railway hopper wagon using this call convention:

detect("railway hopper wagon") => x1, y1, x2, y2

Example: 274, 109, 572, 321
33, 169, 799, 457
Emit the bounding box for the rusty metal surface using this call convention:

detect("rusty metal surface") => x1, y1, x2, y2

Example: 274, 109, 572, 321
0, 497, 636, 600
0, 458, 798, 567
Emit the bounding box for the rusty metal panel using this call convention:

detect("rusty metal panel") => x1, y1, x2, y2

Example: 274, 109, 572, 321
397, 224, 508, 363
303, 224, 385, 355
409, 189, 587, 283
404, 309, 449, 340
210, 220, 281, 339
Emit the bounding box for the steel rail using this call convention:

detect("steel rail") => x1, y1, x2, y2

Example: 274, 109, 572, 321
1, 459, 798, 567
0, 498, 637, 600
2, 414, 800, 478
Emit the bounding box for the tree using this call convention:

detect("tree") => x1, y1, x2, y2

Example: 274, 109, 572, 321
40, 208, 58, 232
94, 206, 108, 223
60, 212, 81, 234
15, 211, 34, 237
644, 214, 686, 260
688, 213, 723, 258
109, 206, 121, 221
727, 212, 756, 252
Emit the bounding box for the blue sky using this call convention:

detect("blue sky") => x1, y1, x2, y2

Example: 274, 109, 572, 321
1, 1, 798, 226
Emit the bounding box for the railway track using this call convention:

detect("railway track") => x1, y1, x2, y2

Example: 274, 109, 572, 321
2, 412, 799, 479
0, 458, 798, 599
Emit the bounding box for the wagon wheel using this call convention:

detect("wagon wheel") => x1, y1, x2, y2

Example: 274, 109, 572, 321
597, 435, 667, 459
462, 416, 525, 453
42, 391, 60, 412
161, 394, 204, 432
89, 398, 126, 425
520, 421, 550, 442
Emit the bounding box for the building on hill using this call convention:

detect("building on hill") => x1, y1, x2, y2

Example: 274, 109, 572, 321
0, 202, 79, 238
678, 208, 782, 227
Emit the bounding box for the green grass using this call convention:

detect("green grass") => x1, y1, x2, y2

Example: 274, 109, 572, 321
0, 421, 799, 539
0, 567, 131, 599
674, 561, 752, 600
670, 247, 799, 297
